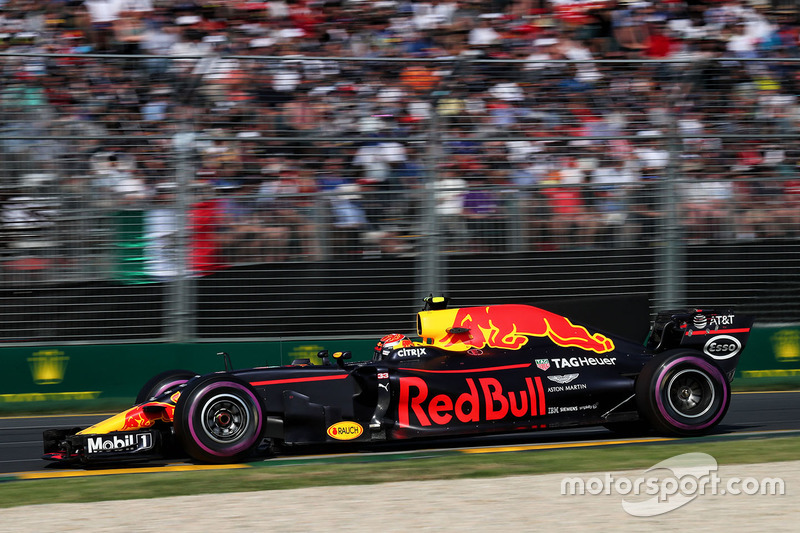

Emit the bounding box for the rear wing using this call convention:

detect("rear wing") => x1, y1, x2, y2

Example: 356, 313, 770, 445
646, 308, 755, 377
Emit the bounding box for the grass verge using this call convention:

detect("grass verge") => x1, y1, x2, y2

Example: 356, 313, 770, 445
1, 436, 798, 509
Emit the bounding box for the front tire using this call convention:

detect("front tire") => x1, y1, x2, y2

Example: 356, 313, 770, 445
636, 351, 730, 437
135, 369, 197, 405
173, 375, 264, 463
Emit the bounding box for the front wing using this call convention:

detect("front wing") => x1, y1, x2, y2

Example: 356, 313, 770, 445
43, 427, 168, 464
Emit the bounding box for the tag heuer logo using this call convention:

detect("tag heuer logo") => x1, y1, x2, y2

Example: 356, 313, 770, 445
535, 359, 550, 371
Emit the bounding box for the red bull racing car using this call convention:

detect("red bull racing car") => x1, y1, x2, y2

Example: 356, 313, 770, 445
43, 297, 754, 465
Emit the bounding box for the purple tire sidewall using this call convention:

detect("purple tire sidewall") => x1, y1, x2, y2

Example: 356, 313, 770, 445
186, 380, 263, 457
654, 356, 729, 431
152, 379, 189, 399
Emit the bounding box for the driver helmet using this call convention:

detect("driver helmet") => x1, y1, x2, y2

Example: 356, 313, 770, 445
374, 333, 413, 360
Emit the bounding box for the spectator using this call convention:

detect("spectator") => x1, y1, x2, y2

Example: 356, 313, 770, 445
1, 0, 799, 271
588, 156, 640, 247
781, 175, 800, 238
462, 175, 502, 252
90, 149, 148, 208
633, 130, 670, 177
218, 182, 289, 264
260, 166, 320, 260
188, 181, 229, 275
82, 0, 122, 51
143, 181, 179, 279
0, 174, 59, 279
541, 157, 598, 249
325, 182, 368, 258
432, 166, 468, 252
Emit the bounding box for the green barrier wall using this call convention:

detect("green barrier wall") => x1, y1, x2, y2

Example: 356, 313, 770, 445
1, 325, 798, 413
734, 325, 800, 389
0, 340, 375, 413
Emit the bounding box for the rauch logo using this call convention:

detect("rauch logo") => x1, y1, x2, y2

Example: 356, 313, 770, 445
326, 421, 364, 440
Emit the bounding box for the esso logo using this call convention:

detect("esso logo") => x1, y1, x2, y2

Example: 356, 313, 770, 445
704, 335, 742, 360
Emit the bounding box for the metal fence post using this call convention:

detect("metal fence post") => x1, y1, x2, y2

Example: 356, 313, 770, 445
171, 132, 196, 342
657, 64, 687, 311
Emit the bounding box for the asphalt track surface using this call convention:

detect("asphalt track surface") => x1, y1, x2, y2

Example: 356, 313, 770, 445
0, 391, 798, 476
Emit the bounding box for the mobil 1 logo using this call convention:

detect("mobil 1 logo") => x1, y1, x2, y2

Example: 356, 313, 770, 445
86, 433, 154, 454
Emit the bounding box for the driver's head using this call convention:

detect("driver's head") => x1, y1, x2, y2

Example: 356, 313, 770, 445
374, 333, 412, 360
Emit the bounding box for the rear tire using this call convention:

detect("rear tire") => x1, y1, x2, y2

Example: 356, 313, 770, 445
135, 369, 197, 405
173, 375, 264, 463
636, 351, 730, 437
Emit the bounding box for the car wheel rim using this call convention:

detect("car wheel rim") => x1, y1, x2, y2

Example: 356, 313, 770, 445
666, 369, 715, 419
200, 394, 250, 443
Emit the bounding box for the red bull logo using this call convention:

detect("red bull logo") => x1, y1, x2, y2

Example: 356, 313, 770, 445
122, 403, 174, 431
77, 402, 176, 435
418, 305, 615, 354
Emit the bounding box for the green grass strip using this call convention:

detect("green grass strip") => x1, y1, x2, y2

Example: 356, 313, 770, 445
1, 435, 797, 509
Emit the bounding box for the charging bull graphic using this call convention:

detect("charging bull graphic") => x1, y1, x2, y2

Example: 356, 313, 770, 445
76, 401, 175, 435
418, 304, 615, 354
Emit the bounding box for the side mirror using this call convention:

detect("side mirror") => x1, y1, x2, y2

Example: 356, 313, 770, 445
332, 351, 352, 368
317, 350, 331, 366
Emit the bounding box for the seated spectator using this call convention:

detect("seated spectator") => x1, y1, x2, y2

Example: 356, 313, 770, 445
143, 181, 179, 279
218, 181, 290, 264
90, 149, 148, 209
433, 167, 468, 252
625, 177, 662, 248
734, 171, 797, 241
326, 182, 368, 258
781, 177, 800, 238
188, 181, 229, 275
681, 173, 735, 243
588, 156, 640, 247
258, 166, 320, 261
540, 160, 598, 249
462, 175, 503, 253
357, 178, 411, 257
0, 175, 60, 281
468, 16, 502, 47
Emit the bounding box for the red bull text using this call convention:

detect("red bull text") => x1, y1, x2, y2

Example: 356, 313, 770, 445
398, 375, 546, 428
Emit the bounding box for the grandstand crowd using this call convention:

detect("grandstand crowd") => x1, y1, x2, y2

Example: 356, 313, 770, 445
1, 0, 800, 278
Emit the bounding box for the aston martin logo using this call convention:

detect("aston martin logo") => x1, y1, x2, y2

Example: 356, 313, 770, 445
547, 373, 579, 385
28, 350, 69, 385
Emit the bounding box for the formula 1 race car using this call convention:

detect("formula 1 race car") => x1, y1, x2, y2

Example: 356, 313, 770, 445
43, 297, 754, 465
